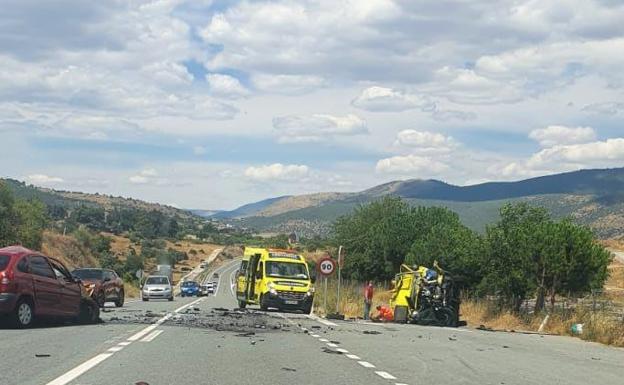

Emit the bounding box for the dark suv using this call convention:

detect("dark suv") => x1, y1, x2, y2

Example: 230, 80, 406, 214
72, 268, 125, 307
0, 245, 100, 328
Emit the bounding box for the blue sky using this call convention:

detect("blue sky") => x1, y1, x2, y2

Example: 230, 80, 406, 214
1, 0, 624, 209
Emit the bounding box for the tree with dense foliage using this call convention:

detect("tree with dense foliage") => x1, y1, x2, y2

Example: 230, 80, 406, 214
481, 203, 612, 312
334, 197, 479, 281
0, 183, 48, 249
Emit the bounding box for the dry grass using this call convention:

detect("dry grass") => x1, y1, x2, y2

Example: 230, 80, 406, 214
313, 278, 393, 318
460, 298, 624, 347
42, 230, 100, 269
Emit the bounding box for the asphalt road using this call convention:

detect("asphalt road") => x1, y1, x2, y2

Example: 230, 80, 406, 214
2, 259, 623, 385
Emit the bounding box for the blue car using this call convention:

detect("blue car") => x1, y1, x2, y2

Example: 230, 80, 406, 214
180, 281, 200, 297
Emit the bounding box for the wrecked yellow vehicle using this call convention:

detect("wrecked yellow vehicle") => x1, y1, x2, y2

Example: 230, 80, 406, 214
390, 262, 460, 326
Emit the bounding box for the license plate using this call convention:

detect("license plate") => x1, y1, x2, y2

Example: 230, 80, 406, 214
285, 300, 298, 305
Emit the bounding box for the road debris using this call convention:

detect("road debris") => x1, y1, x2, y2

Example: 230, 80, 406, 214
363, 330, 382, 335
35, 354, 51, 358
321, 347, 343, 354
281, 367, 297, 372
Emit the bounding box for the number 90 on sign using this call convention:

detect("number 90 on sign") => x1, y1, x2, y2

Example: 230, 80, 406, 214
319, 258, 336, 276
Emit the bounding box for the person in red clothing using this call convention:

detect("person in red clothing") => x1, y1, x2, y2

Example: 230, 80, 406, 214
372, 305, 394, 322
363, 281, 373, 320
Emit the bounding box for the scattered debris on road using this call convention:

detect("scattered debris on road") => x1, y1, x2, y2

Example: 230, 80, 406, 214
281, 367, 297, 372
363, 330, 382, 335
35, 354, 51, 358
321, 347, 343, 354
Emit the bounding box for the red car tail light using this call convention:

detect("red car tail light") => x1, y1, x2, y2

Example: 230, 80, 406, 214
0, 269, 15, 291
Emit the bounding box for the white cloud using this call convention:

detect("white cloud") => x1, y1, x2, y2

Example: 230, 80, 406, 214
529, 126, 596, 148
193, 146, 207, 155
206, 73, 249, 99
129, 168, 161, 184
582, 102, 624, 115
352, 87, 434, 112
24, 174, 64, 185
375, 155, 448, 175
394, 129, 457, 153
498, 137, 624, 179
273, 113, 368, 142
251, 74, 327, 95
244, 163, 310, 182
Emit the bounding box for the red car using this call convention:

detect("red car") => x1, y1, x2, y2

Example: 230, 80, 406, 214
0, 245, 99, 328
72, 268, 125, 307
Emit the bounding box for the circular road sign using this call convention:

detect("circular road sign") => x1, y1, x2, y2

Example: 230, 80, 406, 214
318, 257, 336, 276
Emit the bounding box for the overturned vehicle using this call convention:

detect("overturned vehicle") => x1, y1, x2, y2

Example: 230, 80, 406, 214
390, 262, 460, 327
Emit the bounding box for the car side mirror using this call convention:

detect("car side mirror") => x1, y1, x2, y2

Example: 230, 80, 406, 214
104, 277, 111, 282
256, 271, 262, 280
73, 277, 82, 284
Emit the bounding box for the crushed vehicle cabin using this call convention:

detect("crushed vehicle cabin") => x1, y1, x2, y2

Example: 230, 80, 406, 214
390, 261, 460, 327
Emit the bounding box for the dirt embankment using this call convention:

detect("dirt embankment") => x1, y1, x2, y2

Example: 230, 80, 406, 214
42, 230, 100, 269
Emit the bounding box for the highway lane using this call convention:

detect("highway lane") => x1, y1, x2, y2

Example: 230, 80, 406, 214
2, 258, 623, 385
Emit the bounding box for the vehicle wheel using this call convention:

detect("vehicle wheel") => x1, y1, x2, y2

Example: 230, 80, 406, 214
114, 290, 124, 308
77, 299, 100, 324
11, 298, 35, 328
181, 293, 186, 297
302, 303, 313, 315
435, 307, 458, 327
259, 295, 268, 311
96, 290, 106, 308
238, 300, 247, 309
142, 296, 149, 302
168, 296, 174, 301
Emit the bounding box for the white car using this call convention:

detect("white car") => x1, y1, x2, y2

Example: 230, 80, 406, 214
142, 275, 174, 301
200, 282, 215, 296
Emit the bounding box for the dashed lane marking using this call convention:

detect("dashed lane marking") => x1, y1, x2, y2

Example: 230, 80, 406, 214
326, 343, 338, 348
107, 346, 124, 353
336, 348, 349, 353
118, 342, 131, 346
345, 354, 360, 360
310, 334, 320, 338
375, 371, 397, 380
358, 361, 376, 368
319, 338, 329, 342
141, 330, 164, 342
45, 353, 113, 385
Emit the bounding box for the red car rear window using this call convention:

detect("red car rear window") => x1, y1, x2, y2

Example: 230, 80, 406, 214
0, 255, 10, 271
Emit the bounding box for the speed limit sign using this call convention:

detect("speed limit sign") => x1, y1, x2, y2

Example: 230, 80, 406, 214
318, 257, 336, 276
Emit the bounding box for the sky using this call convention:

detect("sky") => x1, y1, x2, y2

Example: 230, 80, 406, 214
1, 0, 624, 210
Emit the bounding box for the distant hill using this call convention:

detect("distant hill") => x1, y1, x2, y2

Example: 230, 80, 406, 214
1, 178, 194, 220
211, 195, 292, 219
221, 167, 624, 239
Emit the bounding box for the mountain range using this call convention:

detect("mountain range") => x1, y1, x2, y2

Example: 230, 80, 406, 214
212, 167, 624, 239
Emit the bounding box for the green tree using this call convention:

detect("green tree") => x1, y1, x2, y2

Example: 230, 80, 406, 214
13, 199, 47, 250
480, 203, 549, 311
0, 183, 19, 247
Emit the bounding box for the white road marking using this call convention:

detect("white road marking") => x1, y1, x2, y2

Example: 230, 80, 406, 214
310, 334, 320, 338
127, 324, 158, 342
141, 330, 164, 342
358, 361, 376, 368
326, 343, 338, 348
107, 346, 124, 352
319, 338, 329, 342
45, 353, 113, 385
118, 342, 131, 346
345, 354, 360, 360
375, 371, 397, 380
395, 383, 409, 385
336, 348, 349, 353
307, 314, 338, 326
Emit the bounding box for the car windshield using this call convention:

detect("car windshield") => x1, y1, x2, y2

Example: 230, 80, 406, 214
182, 281, 198, 287
72, 269, 103, 280
266, 261, 309, 279
0, 255, 9, 271
146, 277, 169, 285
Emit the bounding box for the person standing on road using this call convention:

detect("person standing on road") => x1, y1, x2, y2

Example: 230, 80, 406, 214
364, 281, 373, 320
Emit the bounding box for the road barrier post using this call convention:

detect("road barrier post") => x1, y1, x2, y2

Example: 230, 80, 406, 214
323, 276, 328, 314
336, 246, 343, 314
